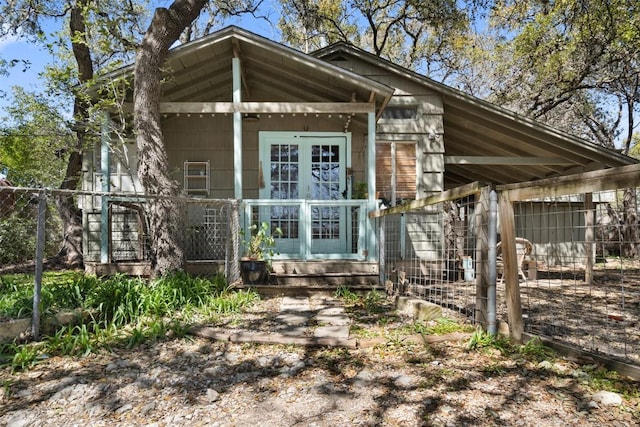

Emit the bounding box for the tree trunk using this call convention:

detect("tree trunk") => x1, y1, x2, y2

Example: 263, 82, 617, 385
54, 0, 94, 268
134, 1, 207, 277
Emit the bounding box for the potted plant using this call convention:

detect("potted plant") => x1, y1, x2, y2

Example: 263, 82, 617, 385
240, 221, 282, 284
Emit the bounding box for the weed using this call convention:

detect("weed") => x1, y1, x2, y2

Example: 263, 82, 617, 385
413, 318, 474, 335
482, 362, 507, 376
2, 379, 13, 399
519, 337, 555, 362
349, 324, 379, 339
363, 290, 385, 312
466, 329, 512, 353
0, 342, 41, 372
0, 272, 262, 371
582, 365, 640, 399
334, 285, 359, 305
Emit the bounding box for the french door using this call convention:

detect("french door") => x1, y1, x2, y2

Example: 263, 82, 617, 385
259, 132, 350, 256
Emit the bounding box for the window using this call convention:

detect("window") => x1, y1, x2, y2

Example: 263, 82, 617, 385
380, 106, 418, 120
376, 142, 416, 205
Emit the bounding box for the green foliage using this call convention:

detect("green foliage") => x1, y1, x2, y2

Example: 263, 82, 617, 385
0, 271, 91, 318
519, 337, 555, 362
0, 213, 39, 266
0, 194, 63, 266
0, 272, 259, 371
412, 317, 474, 335
466, 329, 512, 353
334, 285, 360, 305
363, 289, 385, 313
0, 341, 41, 372
278, 0, 470, 69
0, 88, 73, 187
242, 222, 283, 260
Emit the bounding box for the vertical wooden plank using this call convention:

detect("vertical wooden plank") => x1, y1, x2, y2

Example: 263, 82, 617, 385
474, 187, 489, 329
499, 191, 523, 342
584, 193, 594, 285
379, 216, 385, 286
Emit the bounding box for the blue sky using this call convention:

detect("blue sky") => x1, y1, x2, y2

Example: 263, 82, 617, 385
0, 6, 278, 115
0, 34, 56, 110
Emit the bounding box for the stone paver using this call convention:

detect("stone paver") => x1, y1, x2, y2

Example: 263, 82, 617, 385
194, 293, 356, 347
314, 325, 350, 339
277, 294, 351, 341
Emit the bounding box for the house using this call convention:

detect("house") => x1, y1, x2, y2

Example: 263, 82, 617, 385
81, 26, 636, 279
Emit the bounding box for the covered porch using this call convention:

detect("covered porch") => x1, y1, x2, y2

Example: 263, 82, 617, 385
91, 27, 394, 267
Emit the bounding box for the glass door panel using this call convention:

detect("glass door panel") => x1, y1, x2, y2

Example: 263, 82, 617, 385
260, 133, 347, 257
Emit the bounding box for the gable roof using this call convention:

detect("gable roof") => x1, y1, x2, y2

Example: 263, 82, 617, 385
313, 42, 636, 188
98, 26, 393, 112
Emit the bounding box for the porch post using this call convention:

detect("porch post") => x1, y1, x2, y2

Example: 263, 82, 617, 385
232, 57, 243, 200
367, 111, 377, 261
100, 112, 111, 264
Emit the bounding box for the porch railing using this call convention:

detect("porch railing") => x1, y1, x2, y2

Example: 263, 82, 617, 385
241, 199, 373, 260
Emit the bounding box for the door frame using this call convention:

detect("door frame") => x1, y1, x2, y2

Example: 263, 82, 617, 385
258, 131, 353, 259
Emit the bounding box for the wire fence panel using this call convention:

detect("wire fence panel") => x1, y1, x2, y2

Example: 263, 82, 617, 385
379, 192, 486, 323
0, 188, 61, 271
377, 178, 640, 367
513, 190, 640, 365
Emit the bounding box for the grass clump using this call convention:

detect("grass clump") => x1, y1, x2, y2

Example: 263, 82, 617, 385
466, 329, 513, 354
412, 317, 475, 335
0, 271, 258, 371
334, 285, 360, 305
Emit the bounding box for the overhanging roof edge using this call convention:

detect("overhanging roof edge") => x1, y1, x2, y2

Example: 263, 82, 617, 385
313, 42, 637, 167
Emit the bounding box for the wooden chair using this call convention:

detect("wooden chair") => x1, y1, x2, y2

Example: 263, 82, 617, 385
496, 237, 533, 284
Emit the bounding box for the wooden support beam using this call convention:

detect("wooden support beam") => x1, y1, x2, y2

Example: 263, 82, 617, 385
126, 102, 376, 114
584, 193, 594, 285
445, 156, 574, 165
498, 163, 640, 201
232, 39, 251, 99
369, 181, 485, 218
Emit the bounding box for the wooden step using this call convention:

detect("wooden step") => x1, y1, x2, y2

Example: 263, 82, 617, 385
271, 260, 378, 275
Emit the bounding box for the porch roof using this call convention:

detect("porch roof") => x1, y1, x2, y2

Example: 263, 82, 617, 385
98, 26, 393, 115
313, 44, 637, 189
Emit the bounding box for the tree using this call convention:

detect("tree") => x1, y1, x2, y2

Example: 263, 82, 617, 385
487, 0, 640, 150
277, 0, 472, 70
134, 0, 261, 276
0, 0, 147, 266
133, 0, 207, 276
488, 0, 640, 257
0, 88, 73, 187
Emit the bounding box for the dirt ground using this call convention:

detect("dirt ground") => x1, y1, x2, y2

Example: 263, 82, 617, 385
1, 295, 639, 427
403, 261, 640, 367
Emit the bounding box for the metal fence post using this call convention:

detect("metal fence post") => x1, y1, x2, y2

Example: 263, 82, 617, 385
378, 216, 385, 287
32, 189, 47, 340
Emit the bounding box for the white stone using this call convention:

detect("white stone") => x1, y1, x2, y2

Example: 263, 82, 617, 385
206, 388, 220, 402
591, 390, 622, 406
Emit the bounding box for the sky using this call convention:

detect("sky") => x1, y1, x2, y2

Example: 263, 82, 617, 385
0, 4, 279, 116
0, 34, 56, 110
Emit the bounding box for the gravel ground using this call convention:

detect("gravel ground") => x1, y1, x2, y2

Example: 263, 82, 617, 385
1, 295, 639, 427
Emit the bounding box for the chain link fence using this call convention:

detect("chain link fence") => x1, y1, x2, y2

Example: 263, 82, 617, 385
0, 187, 240, 280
